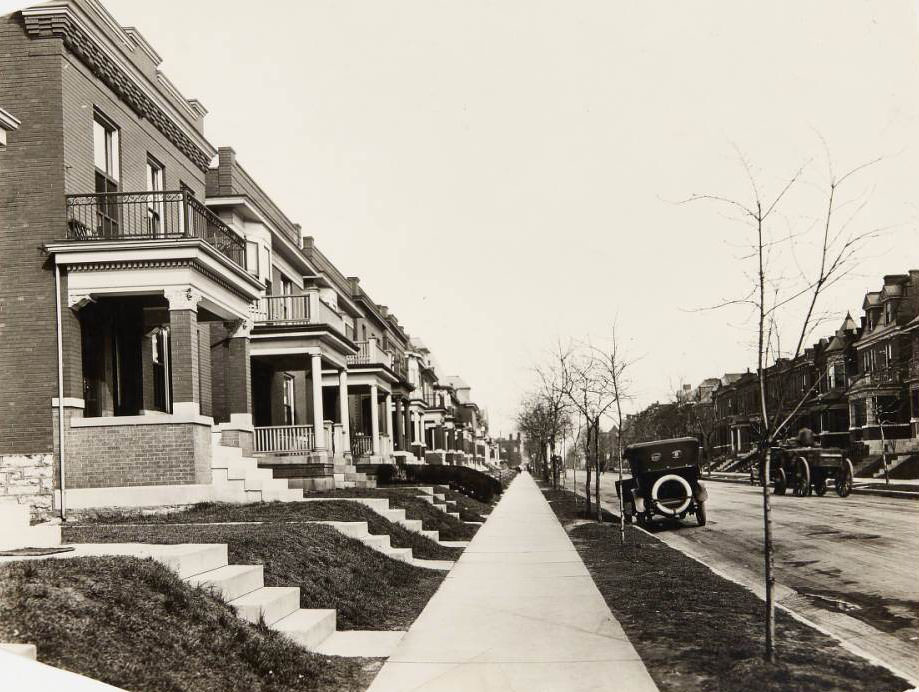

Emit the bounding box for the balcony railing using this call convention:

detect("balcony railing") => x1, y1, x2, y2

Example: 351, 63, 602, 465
254, 424, 315, 453
346, 339, 394, 368
254, 295, 311, 325
66, 190, 247, 270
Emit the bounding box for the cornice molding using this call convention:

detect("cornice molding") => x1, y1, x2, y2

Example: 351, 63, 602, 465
22, 5, 213, 173
66, 257, 254, 303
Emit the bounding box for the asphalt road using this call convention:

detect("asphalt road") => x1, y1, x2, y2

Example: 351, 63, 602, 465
563, 470, 919, 683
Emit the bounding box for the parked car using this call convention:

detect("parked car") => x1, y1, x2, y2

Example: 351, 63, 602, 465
615, 437, 708, 527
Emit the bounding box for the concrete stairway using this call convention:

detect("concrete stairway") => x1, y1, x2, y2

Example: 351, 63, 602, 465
312, 521, 454, 570
332, 464, 376, 490
4, 541, 406, 659
301, 497, 440, 542
0, 504, 61, 551
210, 434, 302, 503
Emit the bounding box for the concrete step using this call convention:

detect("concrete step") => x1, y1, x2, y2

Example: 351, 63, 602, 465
313, 630, 404, 658
0, 643, 37, 660
244, 489, 262, 503
385, 547, 413, 564
160, 544, 229, 578
272, 608, 337, 649
0, 524, 61, 551
433, 493, 446, 502
332, 464, 357, 474
382, 508, 406, 523
420, 529, 440, 542
343, 472, 367, 481
313, 521, 370, 539
186, 564, 264, 601
230, 586, 300, 626
0, 504, 29, 531
433, 503, 447, 512
447, 512, 461, 520
401, 518, 424, 533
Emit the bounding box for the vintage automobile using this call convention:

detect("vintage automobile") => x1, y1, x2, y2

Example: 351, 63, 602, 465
615, 437, 708, 527
762, 445, 854, 498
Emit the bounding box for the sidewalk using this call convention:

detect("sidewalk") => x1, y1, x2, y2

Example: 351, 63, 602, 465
368, 472, 658, 692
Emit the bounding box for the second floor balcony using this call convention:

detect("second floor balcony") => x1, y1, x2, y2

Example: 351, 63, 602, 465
66, 190, 247, 271
253, 292, 349, 335
347, 339, 394, 369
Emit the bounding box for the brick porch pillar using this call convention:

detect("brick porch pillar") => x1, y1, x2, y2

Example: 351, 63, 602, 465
226, 318, 253, 426
166, 287, 203, 416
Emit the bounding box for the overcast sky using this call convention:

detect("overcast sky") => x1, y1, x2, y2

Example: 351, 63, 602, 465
11, 0, 919, 434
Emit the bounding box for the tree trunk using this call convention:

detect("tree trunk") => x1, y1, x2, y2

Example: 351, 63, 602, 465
755, 204, 776, 663
584, 427, 593, 518
594, 418, 602, 521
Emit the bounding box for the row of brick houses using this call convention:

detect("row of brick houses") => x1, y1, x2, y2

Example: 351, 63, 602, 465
0, 0, 498, 518
695, 272, 919, 473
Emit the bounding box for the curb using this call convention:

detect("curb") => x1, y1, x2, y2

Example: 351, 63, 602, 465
703, 474, 919, 501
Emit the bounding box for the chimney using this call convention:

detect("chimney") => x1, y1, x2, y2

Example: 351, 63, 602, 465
348, 276, 360, 296
216, 147, 236, 194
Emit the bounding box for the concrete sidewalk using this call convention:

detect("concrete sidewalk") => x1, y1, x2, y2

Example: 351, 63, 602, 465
368, 472, 658, 692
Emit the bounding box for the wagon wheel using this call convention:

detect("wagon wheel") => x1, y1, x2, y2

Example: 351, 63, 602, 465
696, 501, 707, 527
813, 474, 828, 496
793, 457, 811, 497
773, 467, 787, 496
835, 458, 854, 498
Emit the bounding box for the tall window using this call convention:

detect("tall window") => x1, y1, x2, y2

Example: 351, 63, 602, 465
146, 156, 165, 237
93, 111, 120, 236
151, 327, 171, 413
282, 375, 296, 426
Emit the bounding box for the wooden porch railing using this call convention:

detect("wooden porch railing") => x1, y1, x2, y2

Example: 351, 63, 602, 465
254, 425, 315, 453
254, 295, 311, 324
351, 433, 373, 457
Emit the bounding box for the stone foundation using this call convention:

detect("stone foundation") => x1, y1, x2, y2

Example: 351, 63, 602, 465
0, 453, 54, 521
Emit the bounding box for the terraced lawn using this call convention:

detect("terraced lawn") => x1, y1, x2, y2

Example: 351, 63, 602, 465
77, 500, 461, 561
0, 556, 378, 691
62, 522, 445, 631
302, 488, 479, 540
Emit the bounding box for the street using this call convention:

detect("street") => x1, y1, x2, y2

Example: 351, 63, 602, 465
564, 470, 919, 683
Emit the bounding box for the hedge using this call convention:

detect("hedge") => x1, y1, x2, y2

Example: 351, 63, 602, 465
401, 465, 504, 503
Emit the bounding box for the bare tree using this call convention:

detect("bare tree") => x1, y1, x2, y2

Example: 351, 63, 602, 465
557, 345, 619, 520
594, 325, 634, 545
682, 148, 883, 662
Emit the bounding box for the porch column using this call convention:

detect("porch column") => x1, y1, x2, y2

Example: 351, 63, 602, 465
226, 318, 253, 426
338, 369, 350, 452
165, 287, 203, 416
311, 353, 325, 450
370, 383, 380, 455
402, 400, 411, 449
394, 397, 404, 450
385, 393, 393, 437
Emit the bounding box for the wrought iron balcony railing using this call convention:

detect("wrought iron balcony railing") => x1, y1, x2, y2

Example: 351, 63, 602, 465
66, 190, 247, 270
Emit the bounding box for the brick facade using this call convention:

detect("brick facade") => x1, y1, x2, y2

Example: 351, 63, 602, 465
53, 405, 211, 489
0, 7, 208, 456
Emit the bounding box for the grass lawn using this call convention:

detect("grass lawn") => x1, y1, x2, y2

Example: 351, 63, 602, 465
78, 500, 461, 561
303, 488, 479, 540
62, 522, 444, 631
0, 556, 378, 692
541, 487, 911, 692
